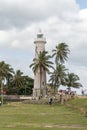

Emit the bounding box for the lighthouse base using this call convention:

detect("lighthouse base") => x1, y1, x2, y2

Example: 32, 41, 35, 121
33, 88, 46, 99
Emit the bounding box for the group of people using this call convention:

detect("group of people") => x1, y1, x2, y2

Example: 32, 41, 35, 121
48, 88, 77, 105
58, 88, 76, 97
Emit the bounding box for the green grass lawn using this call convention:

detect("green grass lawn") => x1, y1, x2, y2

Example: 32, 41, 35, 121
0, 100, 87, 130
65, 97, 87, 115
66, 98, 87, 109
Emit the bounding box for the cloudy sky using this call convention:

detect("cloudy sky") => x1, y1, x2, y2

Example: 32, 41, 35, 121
0, 0, 87, 94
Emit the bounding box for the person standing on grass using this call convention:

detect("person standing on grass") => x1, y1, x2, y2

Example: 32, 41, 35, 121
81, 88, 85, 95
49, 97, 53, 105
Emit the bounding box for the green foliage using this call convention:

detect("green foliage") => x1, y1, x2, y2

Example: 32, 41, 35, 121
0, 61, 34, 95
30, 51, 53, 74
65, 73, 82, 88
6, 75, 34, 95
49, 64, 68, 87
52, 43, 70, 65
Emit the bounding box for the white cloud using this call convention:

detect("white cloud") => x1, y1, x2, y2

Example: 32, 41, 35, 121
79, 9, 87, 20
0, 0, 79, 29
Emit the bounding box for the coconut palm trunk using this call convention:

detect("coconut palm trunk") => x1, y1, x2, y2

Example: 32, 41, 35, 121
1, 81, 3, 105
0, 77, 4, 105
40, 67, 42, 96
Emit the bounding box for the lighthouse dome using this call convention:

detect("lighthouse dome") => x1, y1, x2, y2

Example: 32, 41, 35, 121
34, 30, 46, 44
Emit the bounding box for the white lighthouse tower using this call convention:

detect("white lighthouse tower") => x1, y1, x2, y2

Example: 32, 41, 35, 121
33, 31, 46, 97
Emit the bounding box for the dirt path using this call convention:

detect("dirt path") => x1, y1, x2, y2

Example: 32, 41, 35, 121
77, 95, 87, 98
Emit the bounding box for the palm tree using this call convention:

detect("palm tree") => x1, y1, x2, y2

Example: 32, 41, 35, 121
19, 75, 34, 95
30, 51, 53, 95
6, 73, 14, 89
11, 70, 24, 94
52, 43, 70, 65
0, 61, 14, 104
65, 73, 82, 89
0, 61, 14, 79
49, 64, 68, 94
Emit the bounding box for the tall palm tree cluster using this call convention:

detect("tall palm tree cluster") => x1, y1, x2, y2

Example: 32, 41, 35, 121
0, 43, 82, 97
49, 43, 82, 93
30, 43, 82, 95
0, 61, 34, 95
